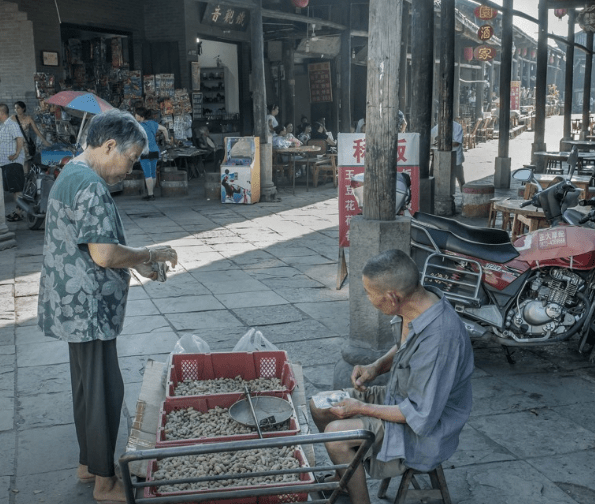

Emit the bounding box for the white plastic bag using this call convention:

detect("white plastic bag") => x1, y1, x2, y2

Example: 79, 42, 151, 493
172, 333, 211, 355
162, 334, 211, 385
232, 328, 279, 352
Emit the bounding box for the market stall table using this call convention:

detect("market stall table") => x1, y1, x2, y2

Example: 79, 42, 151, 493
161, 146, 209, 179
273, 145, 321, 195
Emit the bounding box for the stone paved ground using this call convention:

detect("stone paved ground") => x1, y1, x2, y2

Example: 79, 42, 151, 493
1, 115, 594, 504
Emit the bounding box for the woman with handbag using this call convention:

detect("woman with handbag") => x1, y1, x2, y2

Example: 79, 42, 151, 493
12, 101, 51, 173
134, 107, 171, 200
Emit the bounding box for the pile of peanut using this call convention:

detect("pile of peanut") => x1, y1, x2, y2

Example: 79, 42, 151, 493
152, 446, 302, 492
173, 376, 285, 396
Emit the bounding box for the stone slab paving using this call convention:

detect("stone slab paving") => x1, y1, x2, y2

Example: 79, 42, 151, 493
1, 115, 595, 503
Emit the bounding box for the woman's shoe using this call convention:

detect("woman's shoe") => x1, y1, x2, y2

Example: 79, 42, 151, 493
142, 194, 155, 201
6, 212, 22, 222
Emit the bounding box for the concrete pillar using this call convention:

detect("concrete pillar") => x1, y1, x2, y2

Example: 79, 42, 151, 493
434, 150, 456, 216
532, 0, 549, 170
0, 189, 17, 251
259, 143, 276, 201
334, 216, 411, 388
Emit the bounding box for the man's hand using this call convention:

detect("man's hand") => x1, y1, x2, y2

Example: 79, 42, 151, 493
8, 153, 17, 161
133, 262, 157, 280
351, 363, 378, 392
329, 398, 364, 419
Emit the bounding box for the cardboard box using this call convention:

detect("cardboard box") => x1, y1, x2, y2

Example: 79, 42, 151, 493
125, 359, 166, 477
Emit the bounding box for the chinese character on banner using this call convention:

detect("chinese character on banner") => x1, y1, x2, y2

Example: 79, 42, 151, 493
308, 62, 332, 103
337, 133, 420, 247
477, 25, 494, 41
474, 5, 498, 19
510, 81, 520, 110
473, 45, 496, 61
202, 4, 250, 31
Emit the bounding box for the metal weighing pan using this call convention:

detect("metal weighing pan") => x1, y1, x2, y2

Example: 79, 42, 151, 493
229, 395, 293, 428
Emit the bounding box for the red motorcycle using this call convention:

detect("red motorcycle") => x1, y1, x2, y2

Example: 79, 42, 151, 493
407, 148, 595, 358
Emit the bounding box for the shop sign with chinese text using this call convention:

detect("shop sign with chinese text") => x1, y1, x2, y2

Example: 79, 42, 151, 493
473, 45, 497, 61
308, 62, 332, 103
474, 5, 498, 19
337, 133, 420, 247
477, 25, 494, 41
510, 81, 520, 110
202, 3, 250, 31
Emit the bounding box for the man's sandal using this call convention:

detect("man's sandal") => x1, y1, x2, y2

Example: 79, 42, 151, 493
6, 212, 22, 222
317, 473, 349, 495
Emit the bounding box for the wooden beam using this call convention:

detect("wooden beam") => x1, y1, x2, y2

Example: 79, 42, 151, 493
582, 31, 593, 137
363, 0, 402, 222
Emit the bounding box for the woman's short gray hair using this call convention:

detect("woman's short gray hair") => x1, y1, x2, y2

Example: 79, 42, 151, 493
85, 109, 148, 155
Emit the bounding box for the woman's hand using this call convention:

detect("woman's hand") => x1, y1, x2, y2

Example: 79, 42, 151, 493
133, 262, 157, 280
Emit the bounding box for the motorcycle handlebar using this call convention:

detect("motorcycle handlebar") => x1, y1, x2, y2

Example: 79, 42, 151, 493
520, 199, 533, 208
579, 198, 595, 207
579, 213, 591, 225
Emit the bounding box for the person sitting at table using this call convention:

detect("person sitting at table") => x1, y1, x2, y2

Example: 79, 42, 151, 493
195, 126, 225, 172
134, 107, 170, 201
311, 121, 336, 147
298, 123, 312, 144
283, 122, 302, 147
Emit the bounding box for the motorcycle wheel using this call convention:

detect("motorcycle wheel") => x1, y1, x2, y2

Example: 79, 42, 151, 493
26, 212, 45, 230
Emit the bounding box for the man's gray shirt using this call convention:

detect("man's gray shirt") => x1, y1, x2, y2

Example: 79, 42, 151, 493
378, 288, 474, 471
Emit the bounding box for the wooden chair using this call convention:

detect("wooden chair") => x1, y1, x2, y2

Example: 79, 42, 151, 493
377, 464, 452, 504
485, 117, 494, 140
307, 139, 337, 188
467, 119, 482, 149
476, 117, 490, 142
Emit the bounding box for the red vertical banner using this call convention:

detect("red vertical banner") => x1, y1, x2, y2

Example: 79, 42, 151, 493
510, 80, 521, 110
308, 62, 333, 103
337, 133, 420, 247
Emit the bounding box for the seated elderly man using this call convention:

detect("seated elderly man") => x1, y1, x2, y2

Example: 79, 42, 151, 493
310, 249, 474, 504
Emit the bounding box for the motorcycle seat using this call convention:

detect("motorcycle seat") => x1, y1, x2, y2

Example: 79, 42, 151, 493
414, 212, 511, 244
412, 212, 519, 264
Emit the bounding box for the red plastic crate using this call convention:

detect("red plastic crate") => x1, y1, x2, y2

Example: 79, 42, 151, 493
167, 351, 296, 399
144, 446, 314, 504
156, 391, 300, 447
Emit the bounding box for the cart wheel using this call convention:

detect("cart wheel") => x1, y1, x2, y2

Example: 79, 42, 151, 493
26, 212, 45, 230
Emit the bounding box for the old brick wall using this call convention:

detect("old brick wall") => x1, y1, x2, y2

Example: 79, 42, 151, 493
143, 0, 188, 87
2, 0, 145, 95
0, 1, 37, 111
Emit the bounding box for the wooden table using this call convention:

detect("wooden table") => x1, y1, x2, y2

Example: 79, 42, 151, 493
523, 173, 593, 199
274, 145, 321, 194
162, 147, 209, 179
533, 151, 595, 174
566, 140, 595, 151
491, 199, 549, 241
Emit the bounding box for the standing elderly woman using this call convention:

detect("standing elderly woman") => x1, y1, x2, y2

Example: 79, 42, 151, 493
134, 107, 170, 200
38, 110, 178, 503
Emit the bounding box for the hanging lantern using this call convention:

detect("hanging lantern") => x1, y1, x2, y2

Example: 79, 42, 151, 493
554, 9, 568, 19
549, 55, 554, 64
291, 0, 309, 7
578, 5, 595, 32
531, 49, 537, 59
464, 47, 474, 61
522, 47, 527, 57
516, 47, 521, 56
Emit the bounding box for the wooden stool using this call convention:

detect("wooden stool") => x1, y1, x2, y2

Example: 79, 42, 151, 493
377, 465, 452, 504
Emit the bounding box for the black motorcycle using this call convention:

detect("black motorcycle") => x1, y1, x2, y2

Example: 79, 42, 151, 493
16, 161, 61, 230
